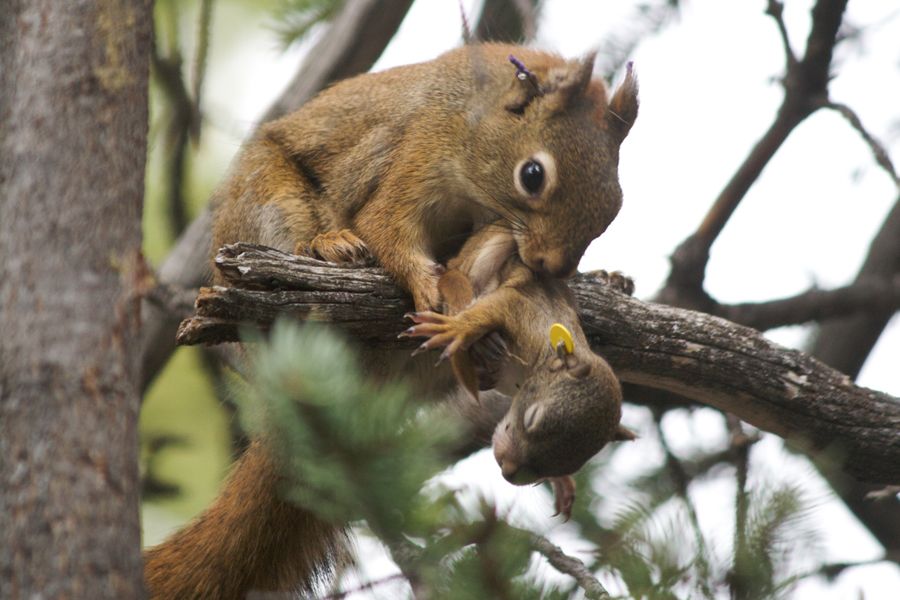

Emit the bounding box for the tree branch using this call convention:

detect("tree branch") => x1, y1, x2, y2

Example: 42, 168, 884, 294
524, 529, 611, 599
659, 0, 849, 305
177, 244, 900, 485
717, 276, 900, 331
260, 0, 414, 124
823, 101, 900, 187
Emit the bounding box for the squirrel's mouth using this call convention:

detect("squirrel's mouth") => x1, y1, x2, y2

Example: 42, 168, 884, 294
502, 464, 540, 486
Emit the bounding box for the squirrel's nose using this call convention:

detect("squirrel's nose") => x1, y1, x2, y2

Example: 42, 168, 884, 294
499, 459, 520, 482
526, 251, 577, 278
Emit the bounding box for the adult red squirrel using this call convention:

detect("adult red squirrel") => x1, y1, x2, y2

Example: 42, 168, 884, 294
210, 43, 637, 310
145, 43, 638, 598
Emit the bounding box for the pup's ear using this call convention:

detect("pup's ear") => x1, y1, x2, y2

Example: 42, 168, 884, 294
614, 425, 638, 442
568, 360, 590, 379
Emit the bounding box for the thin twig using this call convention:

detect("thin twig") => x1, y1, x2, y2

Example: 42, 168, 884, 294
524, 529, 612, 600
765, 0, 798, 66
824, 101, 900, 187
150, 43, 194, 236
773, 555, 894, 593
727, 415, 754, 600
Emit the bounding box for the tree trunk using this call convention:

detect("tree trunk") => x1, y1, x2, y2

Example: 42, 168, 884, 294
0, 1, 152, 597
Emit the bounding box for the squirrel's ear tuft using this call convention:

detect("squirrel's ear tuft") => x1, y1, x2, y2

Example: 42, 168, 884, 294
614, 425, 638, 442
604, 62, 639, 142
542, 52, 597, 114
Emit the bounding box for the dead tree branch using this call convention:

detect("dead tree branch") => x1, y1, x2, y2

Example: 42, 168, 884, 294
718, 276, 900, 331
660, 0, 849, 305
177, 244, 900, 485
524, 530, 611, 600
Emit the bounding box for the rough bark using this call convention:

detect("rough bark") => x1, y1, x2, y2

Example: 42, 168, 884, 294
805, 195, 900, 558
177, 244, 900, 485
0, 1, 152, 597
139, 0, 416, 393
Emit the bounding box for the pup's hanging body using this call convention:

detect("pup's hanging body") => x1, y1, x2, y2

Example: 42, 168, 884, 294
407, 224, 636, 517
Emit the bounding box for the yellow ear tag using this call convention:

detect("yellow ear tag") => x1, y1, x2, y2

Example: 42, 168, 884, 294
549, 323, 574, 355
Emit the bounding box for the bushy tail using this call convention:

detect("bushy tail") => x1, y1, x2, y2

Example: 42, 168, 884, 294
143, 440, 348, 599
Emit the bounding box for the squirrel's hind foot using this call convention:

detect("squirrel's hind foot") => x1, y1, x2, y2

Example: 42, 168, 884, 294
400, 311, 476, 359
550, 476, 576, 521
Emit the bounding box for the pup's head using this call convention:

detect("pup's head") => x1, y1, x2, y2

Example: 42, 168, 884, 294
491, 324, 635, 484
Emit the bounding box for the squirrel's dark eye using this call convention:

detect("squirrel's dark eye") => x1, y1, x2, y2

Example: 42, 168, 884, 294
519, 160, 544, 195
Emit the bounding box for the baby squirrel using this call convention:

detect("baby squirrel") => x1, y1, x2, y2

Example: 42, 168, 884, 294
404, 224, 636, 516
211, 43, 638, 310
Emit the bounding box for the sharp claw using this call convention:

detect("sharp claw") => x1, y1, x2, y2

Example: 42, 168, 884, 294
411, 342, 430, 357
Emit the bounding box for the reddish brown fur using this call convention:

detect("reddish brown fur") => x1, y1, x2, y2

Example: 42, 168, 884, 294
143, 441, 347, 599
212, 43, 638, 309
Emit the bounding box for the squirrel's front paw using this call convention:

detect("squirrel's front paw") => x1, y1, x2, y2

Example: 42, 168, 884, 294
399, 311, 475, 360
298, 229, 372, 264
584, 269, 635, 296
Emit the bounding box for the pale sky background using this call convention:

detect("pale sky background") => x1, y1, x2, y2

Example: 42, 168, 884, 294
175, 0, 900, 597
